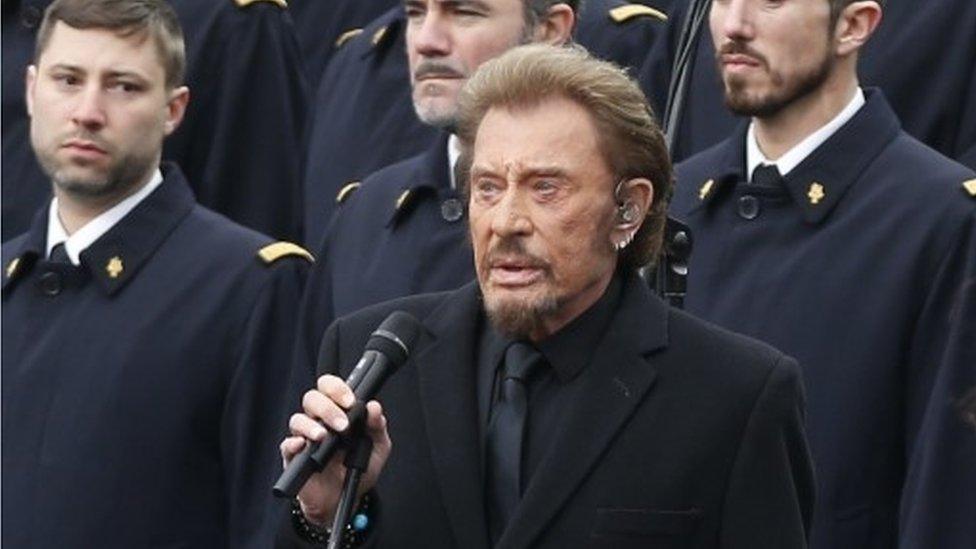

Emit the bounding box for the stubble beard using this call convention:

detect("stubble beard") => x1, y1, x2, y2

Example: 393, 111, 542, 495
719, 46, 835, 118
36, 139, 156, 203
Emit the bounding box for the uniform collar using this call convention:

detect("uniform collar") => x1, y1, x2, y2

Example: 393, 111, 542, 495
46, 169, 164, 264
691, 88, 901, 224
387, 132, 456, 227
3, 162, 196, 295
746, 88, 865, 178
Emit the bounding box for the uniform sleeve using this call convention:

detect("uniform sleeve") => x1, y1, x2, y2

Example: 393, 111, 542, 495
719, 356, 815, 549
899, 211, 976, 549
164, 3, 309, 242
220, 258, 310, 549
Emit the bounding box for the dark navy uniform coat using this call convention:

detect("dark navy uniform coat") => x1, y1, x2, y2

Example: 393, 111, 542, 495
281, 274, 814, 548
671, 90, 976, 549
287, 0, 399, 90
296, 134, 473, 372
302, 1, 668, 243
1, 0, 308, 242
1, 164, 312, 548
641, 0, 976, 168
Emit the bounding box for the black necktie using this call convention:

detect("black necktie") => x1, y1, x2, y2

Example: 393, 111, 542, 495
485, 341, 543, 544
49, 242, 70, 264
751, 164, 783, 187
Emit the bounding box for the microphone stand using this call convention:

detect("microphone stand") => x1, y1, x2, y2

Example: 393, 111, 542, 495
327, 403, 373, 549
648, 0, 713, 309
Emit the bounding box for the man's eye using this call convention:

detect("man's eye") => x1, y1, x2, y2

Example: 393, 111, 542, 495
474, 179, 501, 197
53, 74, 80, 86
109, 82, 141, 93
533, 179, 559, 196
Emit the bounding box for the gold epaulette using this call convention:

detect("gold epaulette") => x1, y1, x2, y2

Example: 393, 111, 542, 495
258, 242, 314, 264
336, 181, 362, 204
335, 28, 364, 48
235, 0, 287, 9
963, 178, 976, 198
609, 4, 667, 23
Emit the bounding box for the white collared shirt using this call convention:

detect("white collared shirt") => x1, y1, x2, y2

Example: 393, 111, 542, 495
447, 134, 462, 190
45, 169, 164, 265
746, 88, 866, 180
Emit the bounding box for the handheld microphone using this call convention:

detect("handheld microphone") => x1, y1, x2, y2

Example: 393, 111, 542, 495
273, 310, 422, 498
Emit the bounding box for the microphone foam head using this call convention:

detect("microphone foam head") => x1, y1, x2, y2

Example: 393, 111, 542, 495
366, 311, 423, 365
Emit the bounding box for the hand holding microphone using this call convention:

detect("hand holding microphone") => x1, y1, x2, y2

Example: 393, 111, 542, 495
275, 311, 422, 527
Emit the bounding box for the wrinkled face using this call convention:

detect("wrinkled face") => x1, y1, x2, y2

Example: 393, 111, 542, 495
468, 97, 619, 340
405, 0, 531, 129
710, 0, 835, 117
27, 22, 183, 202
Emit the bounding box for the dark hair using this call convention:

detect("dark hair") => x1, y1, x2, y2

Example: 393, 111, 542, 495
456, 44, 673, 271
35, 0, 186, 89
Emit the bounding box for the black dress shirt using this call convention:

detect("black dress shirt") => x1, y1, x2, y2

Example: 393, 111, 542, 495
476, 274, 623, 496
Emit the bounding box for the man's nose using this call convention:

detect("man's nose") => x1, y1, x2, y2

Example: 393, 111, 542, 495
410, 11, 452, 57
70, 86, 107, 130
715, 0, 756, 42
490, 189, 533, 237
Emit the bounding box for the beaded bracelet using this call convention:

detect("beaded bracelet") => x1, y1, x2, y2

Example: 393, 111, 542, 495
291, 494, 373, 547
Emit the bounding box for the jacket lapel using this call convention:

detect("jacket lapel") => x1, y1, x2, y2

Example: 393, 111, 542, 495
500, 276, 670, 549
414, 282, 491, 549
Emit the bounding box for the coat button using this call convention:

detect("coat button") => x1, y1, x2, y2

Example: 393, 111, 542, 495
38, 271, 62, 296
441, 198, 464, 222
737, 195, 760, 220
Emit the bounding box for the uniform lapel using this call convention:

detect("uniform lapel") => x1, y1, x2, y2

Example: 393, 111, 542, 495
499, 276, 670, 549
414, 282, 491, 549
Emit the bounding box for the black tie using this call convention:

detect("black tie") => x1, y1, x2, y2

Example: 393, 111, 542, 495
49, 242, 70, 264
751, 164, 783, 187
486, 341, 542, 544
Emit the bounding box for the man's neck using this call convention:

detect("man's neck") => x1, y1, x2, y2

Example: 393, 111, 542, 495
753, 74, 859, 161
55, 169, 155, 235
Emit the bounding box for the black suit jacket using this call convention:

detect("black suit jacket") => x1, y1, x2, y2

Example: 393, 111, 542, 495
281, 274, 814, 548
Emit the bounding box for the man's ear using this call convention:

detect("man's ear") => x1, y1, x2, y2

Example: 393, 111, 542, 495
25, 65, 37, 117
163, 86, 190, 136
533, 3, 575, 46
834, 1, 882, 57
612, 177, 653, 233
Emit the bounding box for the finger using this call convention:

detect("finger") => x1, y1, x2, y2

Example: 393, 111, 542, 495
280, 436, 307, 466
365, 400, 385, 431
302, 390, 350, 432
365, 400, 392, 454
316, 374, 356, 408
289, 412, 330, 440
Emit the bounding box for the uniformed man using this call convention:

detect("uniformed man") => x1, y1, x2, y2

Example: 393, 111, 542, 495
302, 0, 670, 241
641, 0, 976, 168
670, 0, 976, 547
2, 0, 308, 242
1, 1, 312, 546
279, 43, 813, 548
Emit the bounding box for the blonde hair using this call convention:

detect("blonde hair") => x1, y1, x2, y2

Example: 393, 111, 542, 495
456, 43, 673, 269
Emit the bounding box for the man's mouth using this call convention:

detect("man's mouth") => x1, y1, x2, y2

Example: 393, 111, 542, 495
488, 257, 547, 287
62, 139, 107, 155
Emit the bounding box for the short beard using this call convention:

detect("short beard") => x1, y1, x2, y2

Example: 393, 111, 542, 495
38, 147, 155, 203
413, 101, 458, 132
718, 44, 834, 118
485, 290, 559, 339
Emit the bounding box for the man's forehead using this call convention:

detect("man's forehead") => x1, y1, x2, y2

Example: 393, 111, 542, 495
39, 22, 161, 76
405, 0, 518, 10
